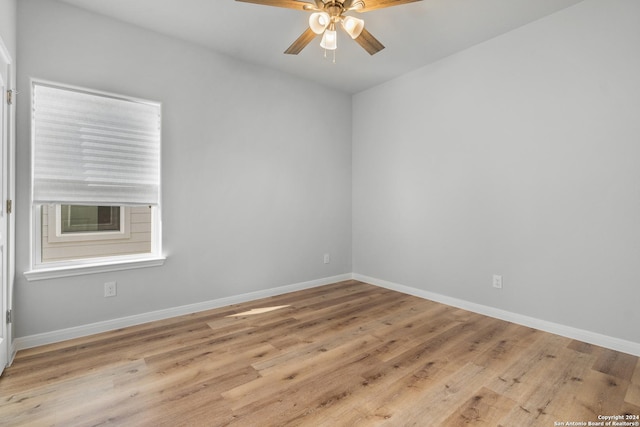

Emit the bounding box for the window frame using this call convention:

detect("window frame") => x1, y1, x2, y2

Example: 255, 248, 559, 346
25, 79, 165, 281
47, 205, 131, 243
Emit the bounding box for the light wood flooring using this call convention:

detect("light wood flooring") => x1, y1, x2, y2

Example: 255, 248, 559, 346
1, 280, 639, 426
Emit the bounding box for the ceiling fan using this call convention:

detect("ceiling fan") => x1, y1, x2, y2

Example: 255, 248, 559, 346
236, 0, 422, 56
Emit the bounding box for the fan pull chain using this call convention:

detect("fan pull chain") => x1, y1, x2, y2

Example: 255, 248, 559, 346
323, 49, 337, 64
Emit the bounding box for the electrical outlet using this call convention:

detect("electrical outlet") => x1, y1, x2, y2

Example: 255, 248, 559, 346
492, 275, 503, 289
104, 281, 117, 297
323, 253, 330, 264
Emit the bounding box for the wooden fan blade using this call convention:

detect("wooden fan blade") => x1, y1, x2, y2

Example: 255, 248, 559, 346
358, 0, 422, 13
354, 28, 385, 55
284, 28, 318, 54
235, 0, 313, 11
342, 0, 355, 9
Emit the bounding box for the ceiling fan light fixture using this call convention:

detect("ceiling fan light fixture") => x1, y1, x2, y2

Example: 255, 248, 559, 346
341, 16, 364, 39
320, 28, 337, 50
236, 0, 416, 57
309, 12, 330, 34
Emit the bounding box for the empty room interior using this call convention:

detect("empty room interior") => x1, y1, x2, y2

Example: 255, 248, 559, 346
0, 0, 639, 425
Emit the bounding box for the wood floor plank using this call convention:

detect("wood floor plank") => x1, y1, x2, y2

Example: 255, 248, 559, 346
0, 280, 638, 426
440, 386, 517, 426
474, 322, 542, 371
563, 369, 632, 422
498, 346, 595, 426
252, 294, 443, 371
222, 335, 383, 410
0, 359, 147, 426
227, 350, 380, 426
633, 359, 640, 384
626, 383, 640, 406
593, 347, 638, 380
377, 362, 496, 426
487, 332, 573, 401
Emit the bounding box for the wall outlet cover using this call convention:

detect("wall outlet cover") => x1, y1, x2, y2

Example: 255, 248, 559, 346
104, 281, 117, 297
492, 275, 503, 289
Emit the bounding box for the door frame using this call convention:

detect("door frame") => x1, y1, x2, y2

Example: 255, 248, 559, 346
0, 34, 15, 374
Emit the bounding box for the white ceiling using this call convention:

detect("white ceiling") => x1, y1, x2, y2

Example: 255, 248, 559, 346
56, 0, 584, 94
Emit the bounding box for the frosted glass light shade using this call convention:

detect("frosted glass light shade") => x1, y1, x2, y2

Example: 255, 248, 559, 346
320, 29, 337, 50
342, 16, 364, 39
309, 12, 330, 34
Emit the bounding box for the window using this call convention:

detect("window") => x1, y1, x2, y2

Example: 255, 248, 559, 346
62, 205, 121, 233
26, 81, 164, 280
45, 205, 131, 244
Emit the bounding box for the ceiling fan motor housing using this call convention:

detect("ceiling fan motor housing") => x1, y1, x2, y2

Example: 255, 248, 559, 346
326, 4, 343, 19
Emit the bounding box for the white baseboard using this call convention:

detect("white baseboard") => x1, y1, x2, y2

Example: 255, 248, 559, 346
353, 274, 640, 357
14, 273, 353, 351
15, 272, 640, 357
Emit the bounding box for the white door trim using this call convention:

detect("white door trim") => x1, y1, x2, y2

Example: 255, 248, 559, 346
0, 34, 15, 374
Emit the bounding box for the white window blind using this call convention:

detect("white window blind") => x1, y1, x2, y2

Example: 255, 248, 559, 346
32, 82, 161, 206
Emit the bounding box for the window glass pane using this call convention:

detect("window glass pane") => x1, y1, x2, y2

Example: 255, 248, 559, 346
61, 205, 121, 233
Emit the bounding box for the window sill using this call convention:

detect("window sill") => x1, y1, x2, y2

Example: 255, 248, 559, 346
24, 256, 166, 282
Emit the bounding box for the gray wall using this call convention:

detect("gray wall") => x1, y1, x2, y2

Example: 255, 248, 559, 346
353, 0, 640, 343
15, 0, 352, 337
0, 0, 16, 56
